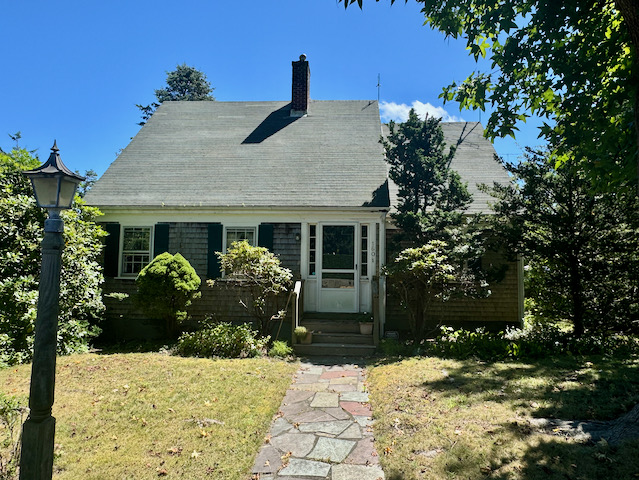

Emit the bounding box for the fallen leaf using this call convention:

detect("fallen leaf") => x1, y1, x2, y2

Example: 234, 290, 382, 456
191, 450, 200, 459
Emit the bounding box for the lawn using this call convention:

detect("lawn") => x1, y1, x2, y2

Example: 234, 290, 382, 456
367, 354, 639, 480
0, 353, 298, 479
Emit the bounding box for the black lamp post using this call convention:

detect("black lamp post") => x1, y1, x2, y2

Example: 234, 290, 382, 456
19, 142, 84, 480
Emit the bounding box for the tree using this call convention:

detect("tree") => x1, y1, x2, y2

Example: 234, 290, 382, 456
383, 110, 489, 338
135, 252, 201, 337
487, 149, 639, 337
342, 0, 639, 189
383, 108, 472, 247
0, 147, 105, 365
136, 64, 215, 126
384, 241, 463, 339
215, 241, 293, 337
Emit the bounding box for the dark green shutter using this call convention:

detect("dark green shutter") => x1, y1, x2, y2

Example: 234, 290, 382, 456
207, 223, 223, 278
103, 223, 120, 277
153, 223, 170, 257
258, 223, 274, 251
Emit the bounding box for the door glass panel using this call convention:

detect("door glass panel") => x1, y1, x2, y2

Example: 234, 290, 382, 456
322, 225, 354, 269
321, 272, 355, 289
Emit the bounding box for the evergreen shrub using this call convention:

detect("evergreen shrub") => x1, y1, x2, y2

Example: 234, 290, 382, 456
175, 322, 268, 358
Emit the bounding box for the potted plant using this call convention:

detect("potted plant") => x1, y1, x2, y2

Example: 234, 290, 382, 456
294, 326, 313, 344
358, 312, 373, 335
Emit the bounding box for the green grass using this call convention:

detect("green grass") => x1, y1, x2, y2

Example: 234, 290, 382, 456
0, 353, 298, 479
367, 355, 639, 480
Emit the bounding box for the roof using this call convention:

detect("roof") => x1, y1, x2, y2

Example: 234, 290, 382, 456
383, 121, 510, 214
86, 100, 389, 209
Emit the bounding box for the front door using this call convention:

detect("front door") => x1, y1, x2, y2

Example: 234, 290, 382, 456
318, 224, 358, 312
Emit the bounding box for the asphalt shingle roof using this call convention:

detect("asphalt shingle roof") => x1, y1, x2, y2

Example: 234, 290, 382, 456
384, 121, 510, 214
86, 100, 389, 209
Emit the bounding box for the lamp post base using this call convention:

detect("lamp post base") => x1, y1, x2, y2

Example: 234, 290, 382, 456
19, 416, 56, 479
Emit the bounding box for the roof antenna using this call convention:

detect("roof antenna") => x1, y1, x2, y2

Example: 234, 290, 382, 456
377, 74, 381, 103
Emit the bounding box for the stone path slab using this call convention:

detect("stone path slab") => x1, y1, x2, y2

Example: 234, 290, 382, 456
251, 358, 385, 479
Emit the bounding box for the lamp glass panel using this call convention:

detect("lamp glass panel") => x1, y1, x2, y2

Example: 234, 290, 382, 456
30, 177, 61, 208
58, 177, 78, 208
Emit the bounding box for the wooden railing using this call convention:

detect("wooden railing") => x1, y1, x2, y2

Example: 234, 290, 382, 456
290, 280, 303, 345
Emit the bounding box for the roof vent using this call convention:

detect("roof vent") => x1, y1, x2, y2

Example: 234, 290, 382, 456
291, 54, 310, 117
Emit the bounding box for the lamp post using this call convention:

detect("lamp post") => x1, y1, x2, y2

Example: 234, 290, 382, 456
19, 142, 84, 480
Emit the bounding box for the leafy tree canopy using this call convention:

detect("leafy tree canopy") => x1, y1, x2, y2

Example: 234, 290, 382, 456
383, 108, 472, 247
486, 149, 639, 336
137, 64, 215, 126
383, 110, 491, 338
343, 0, 639, 188
0, 147, 105, 365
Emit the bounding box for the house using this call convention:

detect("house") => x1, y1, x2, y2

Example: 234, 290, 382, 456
86, 55, 522, 349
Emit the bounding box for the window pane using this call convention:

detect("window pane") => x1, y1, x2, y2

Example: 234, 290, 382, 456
321, 272, 355, 289
226, 228, 256, 249
322, 225, 354, 269
123, 228, 150, 251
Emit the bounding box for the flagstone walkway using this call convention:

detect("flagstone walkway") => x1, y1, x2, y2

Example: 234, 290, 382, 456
251, 358, 385, 480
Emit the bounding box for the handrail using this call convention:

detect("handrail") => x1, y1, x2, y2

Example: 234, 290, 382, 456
274, 280, 303, 342
290, 281, 302, 344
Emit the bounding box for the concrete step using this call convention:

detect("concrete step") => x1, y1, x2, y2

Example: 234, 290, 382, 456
293, 342, 377, 357
312, 332, 374, 345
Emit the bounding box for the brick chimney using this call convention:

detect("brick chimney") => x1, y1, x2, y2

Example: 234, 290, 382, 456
291, 54, 310, 116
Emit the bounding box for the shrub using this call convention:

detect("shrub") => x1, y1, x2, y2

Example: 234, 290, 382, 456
215, 241, 292, 336
426, 323, 639, 362
0, 148, 105, 365
135, 252, 201, 337
429, 326, 511, 360
175, 322, 268, 358
268, 340, 293, 358
293, 326, 308, 340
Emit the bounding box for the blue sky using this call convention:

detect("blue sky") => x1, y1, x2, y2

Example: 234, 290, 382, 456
1, 1, 543, 176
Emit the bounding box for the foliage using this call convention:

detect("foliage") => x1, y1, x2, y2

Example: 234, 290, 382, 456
383, 241, 486, 339
268, 340, 293, 358
293, 326, 308, 340
0, 147, 105, 365
215, 241, 293, 336
136, 64, 215, 126
0, 393, 26, 480
382, 110, 489, 340
383, 108, 473, 247
135, 252, 201, 337
486, 149, 639, 336
427, 324, 639, 362
342, 0, 639, 188
175, 322, 268, 358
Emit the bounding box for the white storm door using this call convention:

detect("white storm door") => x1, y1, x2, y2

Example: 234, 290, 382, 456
318, 224, 359, 313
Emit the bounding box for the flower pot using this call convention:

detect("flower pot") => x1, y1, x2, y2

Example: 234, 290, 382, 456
359, 322, 373, 335
300, 331, 313, 344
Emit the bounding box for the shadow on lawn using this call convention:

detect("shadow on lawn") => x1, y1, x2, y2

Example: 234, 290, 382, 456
415, 355, 639, 421
397, 355, 639, 480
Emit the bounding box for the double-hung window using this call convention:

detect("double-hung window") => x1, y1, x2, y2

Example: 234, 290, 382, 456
121, 227, 152, 276
225, 227, 256, 250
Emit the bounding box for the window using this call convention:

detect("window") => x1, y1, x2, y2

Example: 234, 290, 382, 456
122, 227, 152, 276
225, 227, 256, 250
308, 224, 316, 276
361, 224, 368, 277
